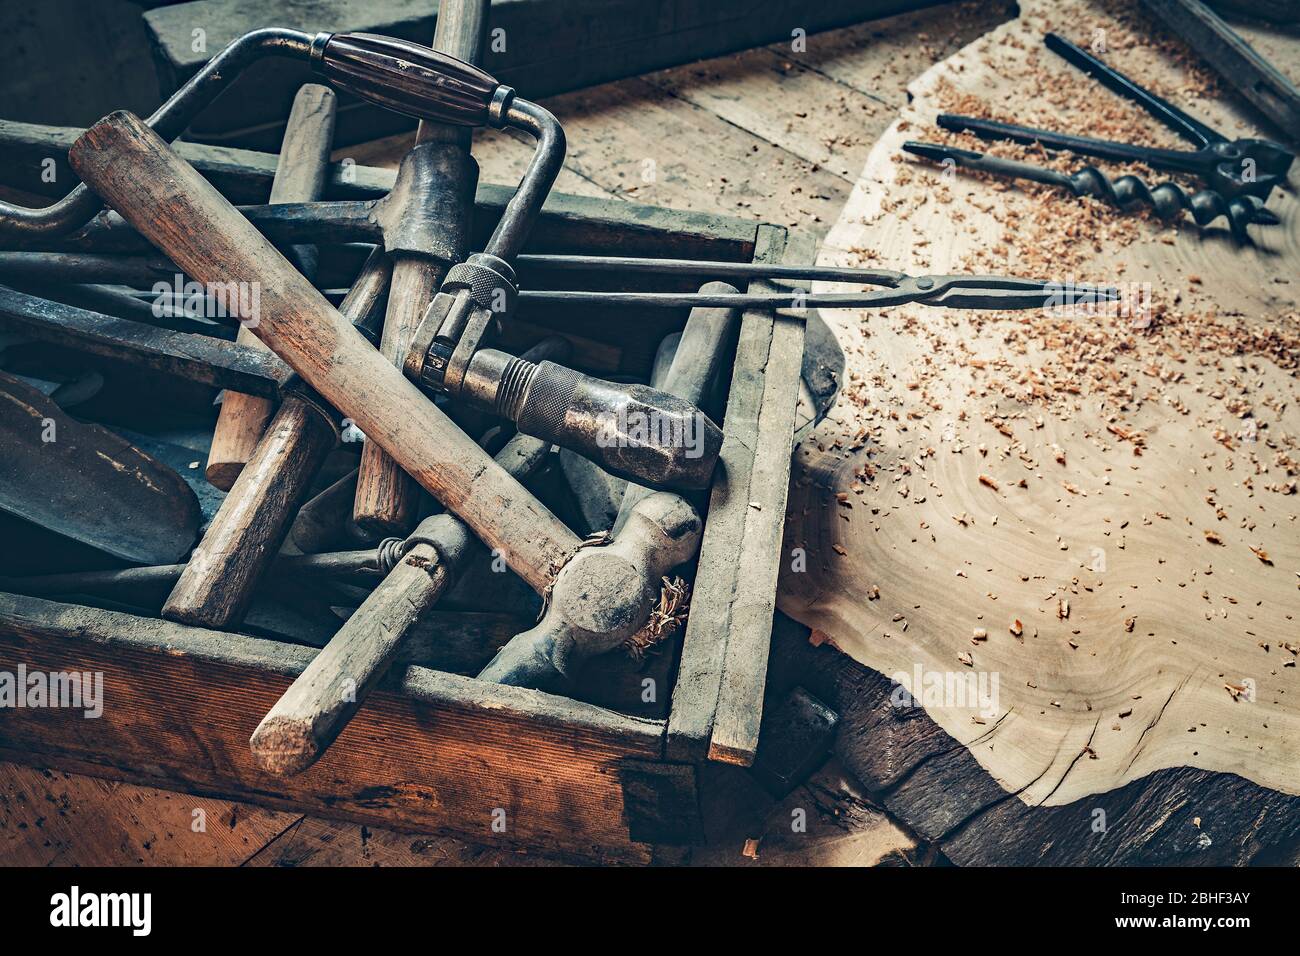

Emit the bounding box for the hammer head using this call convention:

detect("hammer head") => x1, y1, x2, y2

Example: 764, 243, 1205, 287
477, 492, 702, 687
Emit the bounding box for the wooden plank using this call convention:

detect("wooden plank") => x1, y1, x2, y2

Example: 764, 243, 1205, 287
497, 79, 851, 229
666, 224, 790, 762
707, 235, 807, 766
0, 120, 760, 261
644, 47, 882, 181
0, 762, 295, 866
239, 813, 564, 866
774, 0, 1018, 106
0, 593, 664, 863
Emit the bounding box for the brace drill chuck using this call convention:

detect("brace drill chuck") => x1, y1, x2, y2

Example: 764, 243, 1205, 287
404, 252, 721, 491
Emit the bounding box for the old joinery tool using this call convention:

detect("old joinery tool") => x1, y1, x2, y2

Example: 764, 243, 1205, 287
904, 32, 1295, 241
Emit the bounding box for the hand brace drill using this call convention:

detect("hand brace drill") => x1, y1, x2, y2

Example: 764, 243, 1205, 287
0, 28, 722, 492
311, 32, 722, 490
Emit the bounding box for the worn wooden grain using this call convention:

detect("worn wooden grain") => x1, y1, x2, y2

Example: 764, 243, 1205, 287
68, 111, 579, 594
644, 48, 881, 181
666, 225, 788, 762
0, 592, 665, 862
0, 763, 296, 867
164, 396, 339, 629
253, 434, 551, 776
780, 0, 1300, 834
207, 84, 337, 491
775, 0, 1017, 106
708, 235, 806, 766
352, 257, 443, 533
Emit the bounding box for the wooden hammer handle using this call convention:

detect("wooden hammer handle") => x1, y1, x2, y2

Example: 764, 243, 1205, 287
352, 5, 487, 534
69, 111, 580, 593
251, 432, 552, 776
162, 253, 390, 630
206, 84, 337, 491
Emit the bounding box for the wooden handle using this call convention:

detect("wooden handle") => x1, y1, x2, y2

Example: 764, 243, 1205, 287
352, 7, 486, 534
165, 392, 339, 628
251, 432, 552, 776
69, 111, 579, 593
312, 31, 502, 127
352, 257, 445, 534
206, 84, 337, 491
162, 257, 389, 630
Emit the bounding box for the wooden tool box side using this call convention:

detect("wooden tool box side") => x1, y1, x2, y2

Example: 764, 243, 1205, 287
0, 592, 670, 864
668, 224, 807, 767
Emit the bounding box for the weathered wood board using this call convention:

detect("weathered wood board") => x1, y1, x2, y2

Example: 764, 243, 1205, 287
0, 593, 672, 863
778, 0, 1300, 857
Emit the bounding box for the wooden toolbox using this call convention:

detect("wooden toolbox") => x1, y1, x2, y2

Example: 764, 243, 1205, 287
0, 126, 839, 863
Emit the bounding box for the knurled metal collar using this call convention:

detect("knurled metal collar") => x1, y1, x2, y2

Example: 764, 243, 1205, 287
442, 256, 518, 316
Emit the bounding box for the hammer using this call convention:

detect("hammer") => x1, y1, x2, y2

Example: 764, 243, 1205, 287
68, 110, 581, 593
477, 285, 741, 688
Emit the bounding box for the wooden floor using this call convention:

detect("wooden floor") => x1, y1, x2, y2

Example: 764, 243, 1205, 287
0, 0, 1016, 867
